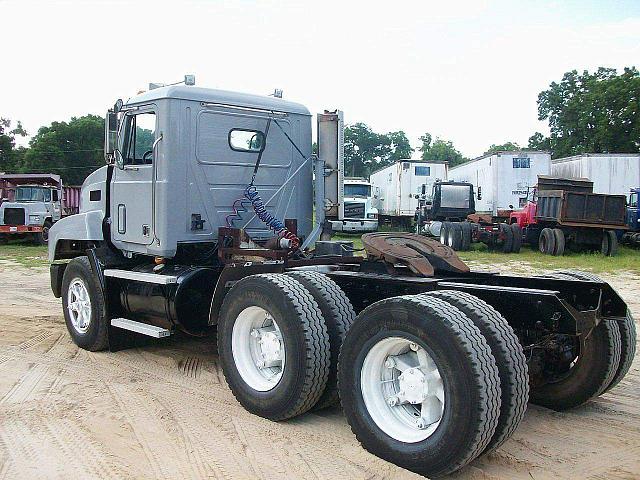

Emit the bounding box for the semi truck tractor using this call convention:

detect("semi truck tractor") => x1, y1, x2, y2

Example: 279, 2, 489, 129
329, 177, 378, 232
0, 173, 80, 244
48, 82, 635, 478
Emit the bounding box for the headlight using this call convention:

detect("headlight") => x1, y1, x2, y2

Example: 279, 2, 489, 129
29, 215, 40, 223
367, 213, 378, 219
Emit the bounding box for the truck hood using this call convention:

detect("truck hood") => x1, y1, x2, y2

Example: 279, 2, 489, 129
0, 202, 49, 224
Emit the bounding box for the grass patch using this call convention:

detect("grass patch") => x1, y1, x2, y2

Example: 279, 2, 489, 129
0, 242, 48, 268
332, 231, 640, 274
457, 243, 640, 274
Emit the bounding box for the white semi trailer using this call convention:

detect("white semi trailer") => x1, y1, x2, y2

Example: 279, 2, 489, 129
449, 151, 551, 216
46, 82, 635, 478
551, 153, 640, 195
370, 160, 448, 227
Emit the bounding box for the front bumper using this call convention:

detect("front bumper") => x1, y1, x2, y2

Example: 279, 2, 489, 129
0, 225, 43, 234
330, 219, 378, 233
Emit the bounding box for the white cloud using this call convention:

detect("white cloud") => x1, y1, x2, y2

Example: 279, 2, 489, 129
1, 0, 638, 157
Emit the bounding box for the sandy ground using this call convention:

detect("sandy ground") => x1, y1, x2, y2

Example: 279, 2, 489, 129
0, 259, 639, 480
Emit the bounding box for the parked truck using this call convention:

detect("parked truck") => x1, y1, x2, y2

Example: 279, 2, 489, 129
416, 180, 522, 253
0, 174, 80, 244
47, 83, 635, 478
449, 151, 551, 217
510, 176, 627, 256
370, 160, 448, 228
329, 177, 378, 232
622, 187, 640, 246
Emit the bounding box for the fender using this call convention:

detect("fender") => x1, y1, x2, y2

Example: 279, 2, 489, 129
48, 210, 105, 261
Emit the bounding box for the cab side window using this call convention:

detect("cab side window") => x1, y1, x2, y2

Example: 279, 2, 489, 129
121, 112, 156, 165
630, 193, 638, 208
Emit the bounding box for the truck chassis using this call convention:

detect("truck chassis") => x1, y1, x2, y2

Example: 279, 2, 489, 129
50, 230, 635, 478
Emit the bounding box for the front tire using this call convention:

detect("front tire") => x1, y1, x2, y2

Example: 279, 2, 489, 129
35, 220, 52, 245
61, 256, 109, 351
218, 274, 330, 421
338, 295, 501, 478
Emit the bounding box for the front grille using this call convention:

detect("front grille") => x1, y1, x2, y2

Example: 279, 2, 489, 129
3, 208, 25, 226
344, 202, 366, 219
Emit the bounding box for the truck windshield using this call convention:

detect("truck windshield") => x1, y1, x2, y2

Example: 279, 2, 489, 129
15, 187, 50, 202
344, 184, 371, 197
440, 185, 471, 209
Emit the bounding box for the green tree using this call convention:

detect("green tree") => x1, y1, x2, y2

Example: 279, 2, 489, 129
484, 142, 520, 155
344, 123, 413, 177
536, 67, 640, 158
527, 132, 551, 151
22, 115, 104, 184
419, 132, 467, 167
0, 118, 28, 172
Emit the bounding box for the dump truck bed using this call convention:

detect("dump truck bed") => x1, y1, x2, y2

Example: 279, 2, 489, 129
535, 189, 627, 228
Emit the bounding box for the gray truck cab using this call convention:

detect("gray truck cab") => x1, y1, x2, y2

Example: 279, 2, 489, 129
49, 85, 314, 261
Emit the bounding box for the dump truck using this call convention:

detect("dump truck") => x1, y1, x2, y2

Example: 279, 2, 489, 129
416, 180, 522, 253
0, 173, 80, 244
48, 83, 636, 478
622, 187, 640, 246
510, 176, 627, 256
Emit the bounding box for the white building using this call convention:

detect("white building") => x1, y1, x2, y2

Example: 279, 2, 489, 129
551, 154, 640, 196
449, 151, 551, 215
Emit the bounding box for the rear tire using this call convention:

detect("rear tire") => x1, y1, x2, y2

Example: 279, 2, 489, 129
287, 271, 356, 409
552, 228, 565, 256
338, 295, 500, 478
539, 228, 555, 255
422, 290, 528, 453
439, 222, 450, 246
461, 222, 472, 251
499, 223, 513, 253
548, 270, 636, 393
530, 319, 621, 410
605, 230, 618, 256
448, 223, 463, 251
218, 274, 330, 420
510, 224, 522, 253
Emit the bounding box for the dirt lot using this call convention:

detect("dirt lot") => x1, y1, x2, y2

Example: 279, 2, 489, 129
0, 258, 639, 479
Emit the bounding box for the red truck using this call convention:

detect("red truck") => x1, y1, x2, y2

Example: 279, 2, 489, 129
509, 176, 627, 256
0, 174, 80, 244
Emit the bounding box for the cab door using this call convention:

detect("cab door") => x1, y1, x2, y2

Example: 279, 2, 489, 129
111, 108, 157, 246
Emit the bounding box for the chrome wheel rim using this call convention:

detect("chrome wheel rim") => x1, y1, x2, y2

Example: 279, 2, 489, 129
67, 278, 92, 334
361, 336, 445, 443
231, 306, 285, 392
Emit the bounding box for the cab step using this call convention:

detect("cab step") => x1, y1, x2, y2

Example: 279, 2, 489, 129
110, 318, 171, 338
104, 269, 178, 284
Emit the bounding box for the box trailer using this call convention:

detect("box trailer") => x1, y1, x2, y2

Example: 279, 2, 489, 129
551, 153, 640, 196
370, 160, 448, 226
449, 151, 551, 216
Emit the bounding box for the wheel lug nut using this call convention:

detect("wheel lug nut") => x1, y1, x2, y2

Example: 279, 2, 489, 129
409, 343, 419, 352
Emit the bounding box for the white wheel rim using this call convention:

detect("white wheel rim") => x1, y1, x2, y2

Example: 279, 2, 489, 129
361, 337, 445, 443
231, 306, 285, 392
67, 278, 92, 334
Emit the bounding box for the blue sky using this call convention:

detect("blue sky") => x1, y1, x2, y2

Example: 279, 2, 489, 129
1, 0, 638, 158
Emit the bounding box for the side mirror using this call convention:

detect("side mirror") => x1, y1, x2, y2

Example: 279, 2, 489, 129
104, 110, 118, 160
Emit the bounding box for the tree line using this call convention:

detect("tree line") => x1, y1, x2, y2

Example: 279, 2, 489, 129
1, 67, 638, 185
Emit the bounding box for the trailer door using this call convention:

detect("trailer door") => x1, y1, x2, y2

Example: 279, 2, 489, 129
111, 108, 157, 246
